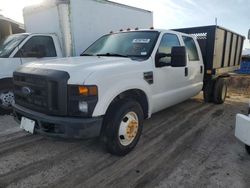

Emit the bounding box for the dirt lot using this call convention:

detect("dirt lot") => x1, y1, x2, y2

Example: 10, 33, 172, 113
0, 75, 250, 188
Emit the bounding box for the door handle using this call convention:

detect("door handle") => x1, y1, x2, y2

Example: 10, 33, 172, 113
185, 67, 188, 77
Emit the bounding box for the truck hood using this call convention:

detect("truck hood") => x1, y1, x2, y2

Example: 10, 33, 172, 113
23, 56, 138, 84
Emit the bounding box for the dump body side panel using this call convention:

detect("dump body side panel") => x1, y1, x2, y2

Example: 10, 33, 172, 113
173, 25, 245, 79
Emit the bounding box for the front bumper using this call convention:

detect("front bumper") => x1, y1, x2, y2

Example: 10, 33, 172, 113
13, 104, 103, 139
235, 113, 250, 145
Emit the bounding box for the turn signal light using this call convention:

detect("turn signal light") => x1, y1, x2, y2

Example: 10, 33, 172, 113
78, 86, 98, 96
78, 86, 88, 95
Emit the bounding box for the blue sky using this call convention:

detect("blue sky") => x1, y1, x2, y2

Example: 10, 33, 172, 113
1, 0, 249, 49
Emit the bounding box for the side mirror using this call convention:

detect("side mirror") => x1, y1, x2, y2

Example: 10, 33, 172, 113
171, 46, 187, 67
155, 52, 171, 67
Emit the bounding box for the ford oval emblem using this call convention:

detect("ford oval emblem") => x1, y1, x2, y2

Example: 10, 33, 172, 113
21, 86, 32, 96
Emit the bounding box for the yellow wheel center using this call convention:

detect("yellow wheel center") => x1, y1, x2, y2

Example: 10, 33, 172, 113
126, 120, 138, 139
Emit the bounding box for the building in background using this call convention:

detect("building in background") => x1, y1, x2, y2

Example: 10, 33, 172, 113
0, 15, 25, 40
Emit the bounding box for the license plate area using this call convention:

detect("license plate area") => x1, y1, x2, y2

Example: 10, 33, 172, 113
20, 117, 35, 134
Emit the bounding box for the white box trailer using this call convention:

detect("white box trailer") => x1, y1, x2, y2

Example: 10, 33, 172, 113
23, 0, 153, 56
0, 0, 153, 114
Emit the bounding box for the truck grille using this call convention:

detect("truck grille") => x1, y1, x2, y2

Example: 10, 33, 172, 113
13, 67, 69, 116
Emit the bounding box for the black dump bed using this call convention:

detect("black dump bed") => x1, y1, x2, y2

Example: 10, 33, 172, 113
174, 25, 245, 79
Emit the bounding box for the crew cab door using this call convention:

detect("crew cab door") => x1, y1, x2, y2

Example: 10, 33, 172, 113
181, 35, 204, 96
12, 35, 58, 64
151, 32, 190, 113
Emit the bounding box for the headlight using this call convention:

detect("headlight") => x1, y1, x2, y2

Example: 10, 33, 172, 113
79, 101, 88, 113
68, 85, 98, 117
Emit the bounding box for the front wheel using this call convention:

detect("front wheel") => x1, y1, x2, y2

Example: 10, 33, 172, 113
102, 99, 143, 156
0, 85, 14, 115
245, 145, 250, 155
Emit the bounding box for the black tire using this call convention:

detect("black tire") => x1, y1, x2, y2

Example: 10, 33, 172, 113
203, 81, 214, 103
245, 145, 250, 155
0, 81, 14, 115
102, 99, 143, 156
213, 78, 227, 104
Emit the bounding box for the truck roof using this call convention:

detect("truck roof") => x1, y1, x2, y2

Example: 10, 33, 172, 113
18, 33, 58, 36
109, 29, 192, 37
105, 1, 152, 13
23, 0, 152, 15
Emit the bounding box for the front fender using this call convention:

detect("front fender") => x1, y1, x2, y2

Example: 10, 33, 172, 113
0, 58, 21, 79
92, 79, 152, 117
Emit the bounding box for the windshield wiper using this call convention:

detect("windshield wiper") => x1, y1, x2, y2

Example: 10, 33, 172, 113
80, 53, 95, 56
96, 53, 129, 58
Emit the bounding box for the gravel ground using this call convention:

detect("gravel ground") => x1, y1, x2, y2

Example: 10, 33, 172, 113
0, 83, 249, 187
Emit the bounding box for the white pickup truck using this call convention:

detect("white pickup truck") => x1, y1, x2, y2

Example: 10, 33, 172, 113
235, 103, 250, 154
0, 0, 153, 114
13, 26, 245, 155
0, 33, 63, 114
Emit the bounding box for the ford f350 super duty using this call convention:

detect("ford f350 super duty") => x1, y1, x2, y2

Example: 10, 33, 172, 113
13, 26, 245, 155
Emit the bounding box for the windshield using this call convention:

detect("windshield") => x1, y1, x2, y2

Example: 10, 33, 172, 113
0, 34, 28, 58
82, 31, 159, 60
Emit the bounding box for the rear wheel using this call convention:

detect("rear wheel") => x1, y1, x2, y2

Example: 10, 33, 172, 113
203, 81, 214, 103
213, 78, 227, 104
0, 81, 14, 115
102, 99, 143, 156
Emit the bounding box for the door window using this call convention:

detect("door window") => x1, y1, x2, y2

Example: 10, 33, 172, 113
15, 36, 56, 58
157, 33, 180, 64
182, 36, 199, 61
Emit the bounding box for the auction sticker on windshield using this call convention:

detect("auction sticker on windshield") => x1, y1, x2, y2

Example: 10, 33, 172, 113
132, 39, 151, 43
20, 117, 35, 134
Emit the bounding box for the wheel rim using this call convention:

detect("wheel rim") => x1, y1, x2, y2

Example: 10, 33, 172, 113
118, 111, 139, 146
221, 84, 227, 100
0, 90, 14, 109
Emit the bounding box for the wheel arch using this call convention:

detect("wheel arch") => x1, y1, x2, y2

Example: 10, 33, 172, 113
94, 88, 151, 119
0, 77, 13, 85
107, 89, 149, 119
